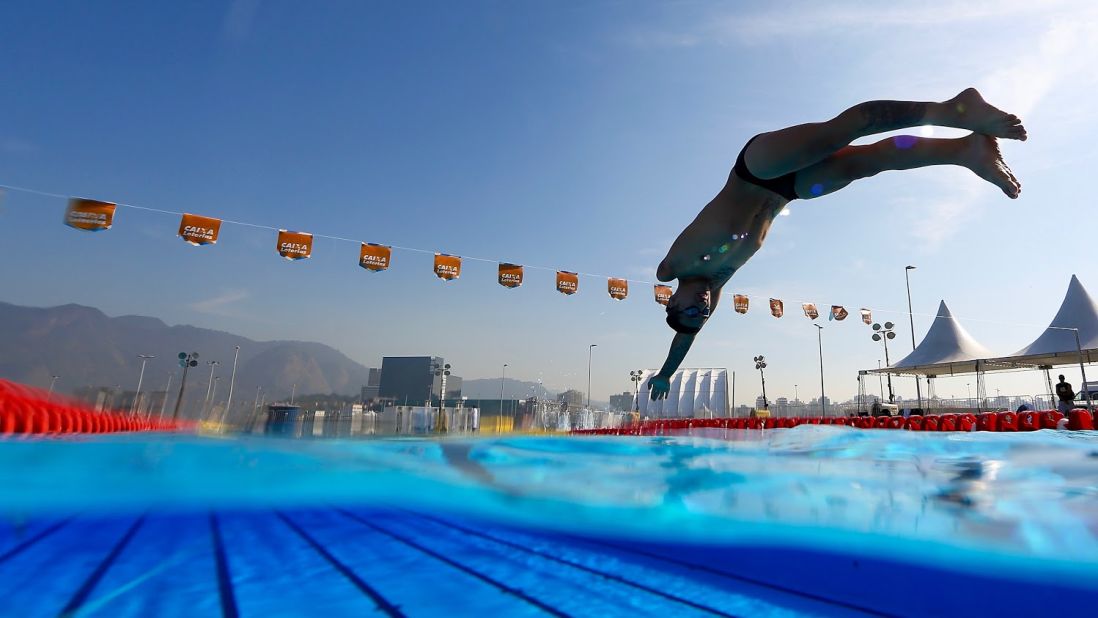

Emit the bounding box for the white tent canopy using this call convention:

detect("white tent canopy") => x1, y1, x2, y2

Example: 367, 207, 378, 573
1008, 274, 1098, 364
868, 275, 1098, 377
886, 301, 993, 376
636, 368, 729, 418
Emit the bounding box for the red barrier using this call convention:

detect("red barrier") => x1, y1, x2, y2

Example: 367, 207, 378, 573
957, 413, 977, 431
997, 412, 1019, 432
1040, 410, 1065, 429
939, 414, 957, 432
1018, 411, 1041, 431
887, 416, 905, 429
1067, 409, 1094, 431
906, 415, 923, 431
874, 416, 889, 429
977, 413, 998, 432
924, 416, 939, 431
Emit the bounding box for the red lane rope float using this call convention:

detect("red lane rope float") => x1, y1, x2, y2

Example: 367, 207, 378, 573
0, 379, 189, 436
571, 409, 1096, 436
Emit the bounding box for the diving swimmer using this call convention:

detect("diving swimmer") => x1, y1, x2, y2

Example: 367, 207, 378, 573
650, 88, 1025, 400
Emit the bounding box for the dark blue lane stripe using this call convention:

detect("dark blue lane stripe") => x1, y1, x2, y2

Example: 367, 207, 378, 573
58, 516, 145, 618
404, 511, 740, 618
561, 535, 893, 618
0, 518, 71, 565
274, 512, 404, 618
336, 508, 571, 618
208, 514, 239, 618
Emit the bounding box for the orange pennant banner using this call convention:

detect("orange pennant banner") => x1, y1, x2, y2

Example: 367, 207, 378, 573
434, 253, 461, 280
556, 271, 578, 295
178, 213, 221, 246
831, 305, 849, 321
654, 285, 672, 305
277, 230, 313, 260
359, 243, 391, 272
770, 298, 784, 318
498, 263, 523, 288
733, 294, 749, 314
64, 198, 115, 231
608, 278, 628, 301
860, 308, 873, 324
802, 303, 819, 320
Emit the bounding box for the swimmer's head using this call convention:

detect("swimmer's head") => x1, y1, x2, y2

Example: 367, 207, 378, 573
665, 279, 711, 335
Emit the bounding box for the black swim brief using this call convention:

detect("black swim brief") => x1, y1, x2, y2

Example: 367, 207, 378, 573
733, 135, 800, 201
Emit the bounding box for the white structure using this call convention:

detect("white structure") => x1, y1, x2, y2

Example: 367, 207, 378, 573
890, 301, 993, 375
634, 368, 729, 418
1011, 274, 1098, 361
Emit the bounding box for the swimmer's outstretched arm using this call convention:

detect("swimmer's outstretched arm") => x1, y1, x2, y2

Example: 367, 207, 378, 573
650, 333, 694, 399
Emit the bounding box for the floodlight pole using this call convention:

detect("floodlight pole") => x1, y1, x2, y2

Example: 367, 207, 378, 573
905, 266, 924, 410
883, 335, 894, 403
815, 324, 826, 416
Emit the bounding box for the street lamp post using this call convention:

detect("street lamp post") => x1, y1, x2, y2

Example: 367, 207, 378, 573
224, 345, 240, 425
433, 361, 451, 434
211, 376, 221, 420
905, 266, 924, 410
815, 324, 826, 416
587, 344, 597, 412
871, 323, 897, 403
48, 375, 60, 401
133, 354, 155, 416
499, 364, 507, 435
204, 360, 220, 419
753, 355, 768, 411
629, 370, 644, 413
159, 373, 173, 420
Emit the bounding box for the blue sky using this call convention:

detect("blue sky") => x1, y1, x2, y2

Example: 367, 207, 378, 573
2, 1, 1097, 404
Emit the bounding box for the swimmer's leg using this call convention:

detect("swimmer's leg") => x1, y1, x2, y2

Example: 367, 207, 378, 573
745, 88, 1026, 180
793, 133, 1020, 199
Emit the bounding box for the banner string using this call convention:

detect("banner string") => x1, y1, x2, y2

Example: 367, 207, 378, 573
0, 181, 1080, 331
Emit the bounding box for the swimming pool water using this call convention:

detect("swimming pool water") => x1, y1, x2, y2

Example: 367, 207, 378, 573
1, 427, 1096, 616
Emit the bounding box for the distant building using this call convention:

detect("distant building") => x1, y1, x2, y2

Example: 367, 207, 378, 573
609, 391, 633, 411
361, 367, 382, 403
378, 356, 462, 406
558, 389, 584, 408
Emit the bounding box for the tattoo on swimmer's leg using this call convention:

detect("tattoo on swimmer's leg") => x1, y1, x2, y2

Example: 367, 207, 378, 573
858, 101, 928, 133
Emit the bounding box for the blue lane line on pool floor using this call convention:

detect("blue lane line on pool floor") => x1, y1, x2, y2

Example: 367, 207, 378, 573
335, 508, 573, 618
208, 514, 239, 618
563, 534, 893, 618
402, 510, 741, 618
0, 519, 71, 566
58, 515, 145, 618
274, 511, 405, 618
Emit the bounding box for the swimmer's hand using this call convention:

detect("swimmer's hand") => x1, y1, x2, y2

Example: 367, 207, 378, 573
649, 375, 670, 400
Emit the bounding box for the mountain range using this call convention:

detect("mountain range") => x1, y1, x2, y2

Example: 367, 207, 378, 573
0, 301, 565, 418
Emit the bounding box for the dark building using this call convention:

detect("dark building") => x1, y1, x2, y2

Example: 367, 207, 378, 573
361, 367, 382, 404
609, 391, 634, 412
379, 356, 462, 406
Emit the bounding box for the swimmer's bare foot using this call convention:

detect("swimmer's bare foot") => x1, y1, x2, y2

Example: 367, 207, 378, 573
945, 88, 1027, 141
960, 134, 1021, 198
